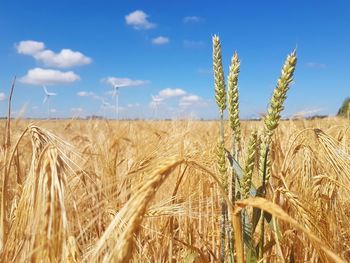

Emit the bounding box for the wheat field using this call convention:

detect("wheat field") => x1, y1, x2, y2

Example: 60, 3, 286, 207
0, 36, 349, 263
0, 116, 349, 262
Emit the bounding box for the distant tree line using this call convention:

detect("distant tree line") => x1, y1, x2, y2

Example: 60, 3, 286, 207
337, 97, 350, 118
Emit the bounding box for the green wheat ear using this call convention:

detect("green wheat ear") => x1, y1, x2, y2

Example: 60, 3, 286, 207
213, 35, 227, 114
242, 130, 258, 199
264, 50, 297, 134
228, 51, 241, 148
216, 138, 228, 190
260, 49, 297, 183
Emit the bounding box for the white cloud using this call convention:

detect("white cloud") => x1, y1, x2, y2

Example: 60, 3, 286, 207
150, 88, 187, 109
0, 92, 5, 101
103, 77, 148, 87
127, 103, 140, 108
50, 109, 57, 113
158, 88, 186, 98
183, 16, 202, 23
305, 62, 326, 69
15, 40, 92, 68
179, 95, 201, 107
181, 95, 200, 103
20, 68, 80, 85
183, 40, 204, 48
34, 49, 91, 68
16, 40, 45, 55
291, 108, 323, 118
150, 89, 202, 111
152, 36, 169, 45
125, 10, 156, 30
77, 91, 94, 97
71, 107, 83, 112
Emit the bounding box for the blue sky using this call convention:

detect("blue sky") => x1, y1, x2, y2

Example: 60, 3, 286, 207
0, 1, 349, 119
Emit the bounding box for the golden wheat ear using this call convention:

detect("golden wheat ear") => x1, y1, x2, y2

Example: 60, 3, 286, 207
87, 158, 183, 262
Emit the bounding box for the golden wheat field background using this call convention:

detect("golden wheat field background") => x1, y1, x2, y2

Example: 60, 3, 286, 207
0, 117, 349, 262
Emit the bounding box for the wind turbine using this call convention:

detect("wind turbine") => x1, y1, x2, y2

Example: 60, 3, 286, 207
151, 95, 162, 119
43, 85, 57, 119
101, 99, 110, 119
112, 85, 120, 120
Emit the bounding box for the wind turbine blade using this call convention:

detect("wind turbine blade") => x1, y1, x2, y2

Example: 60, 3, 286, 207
43, 95, 48, 104
43, 85, 49, 95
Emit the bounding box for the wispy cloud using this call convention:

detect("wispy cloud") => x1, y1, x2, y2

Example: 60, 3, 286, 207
291, 108, 323, 118
183, 16, 202, 23
183, 40, 204, 48
77, 91, 95, 97
0, 92, 5, 101
150, 88, 187, 109
20, 68, 80, 85
181, 95, 200, 103
305, 62, 327, 69
16, 40, 92, 68
179, 95, 201, 107
127, 103, 140, 108
149, 87, 204, 118
158, 88, 186, 98
152, 36, 169, 45
125, 10, 156, 30
103, 77, 149, 87
196, 68, 212, 75
77, 91, 103, 101
71, 107, 83, 113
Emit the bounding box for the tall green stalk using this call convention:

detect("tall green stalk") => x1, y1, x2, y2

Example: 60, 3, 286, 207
257, 50, 297, 260
228, 51, 241, 203
227, 51, 241, 262
213, 34, 228, 263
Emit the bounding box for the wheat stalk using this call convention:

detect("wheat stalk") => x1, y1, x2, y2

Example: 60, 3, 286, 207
228, 52, 241, 150
213, 35, 227, 115
259, 49, 297, 184
242, 130, 258, 199
257, 50, 297, 260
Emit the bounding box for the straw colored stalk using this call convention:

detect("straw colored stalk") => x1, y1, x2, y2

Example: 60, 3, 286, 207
87, 158, 183, 262
3, 141, 71, 262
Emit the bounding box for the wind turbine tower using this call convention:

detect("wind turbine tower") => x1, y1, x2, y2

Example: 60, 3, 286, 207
151, 95, 162, 119
101, 99, 109, 119
43, 85, 57, 119
112, 85, 120, 120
